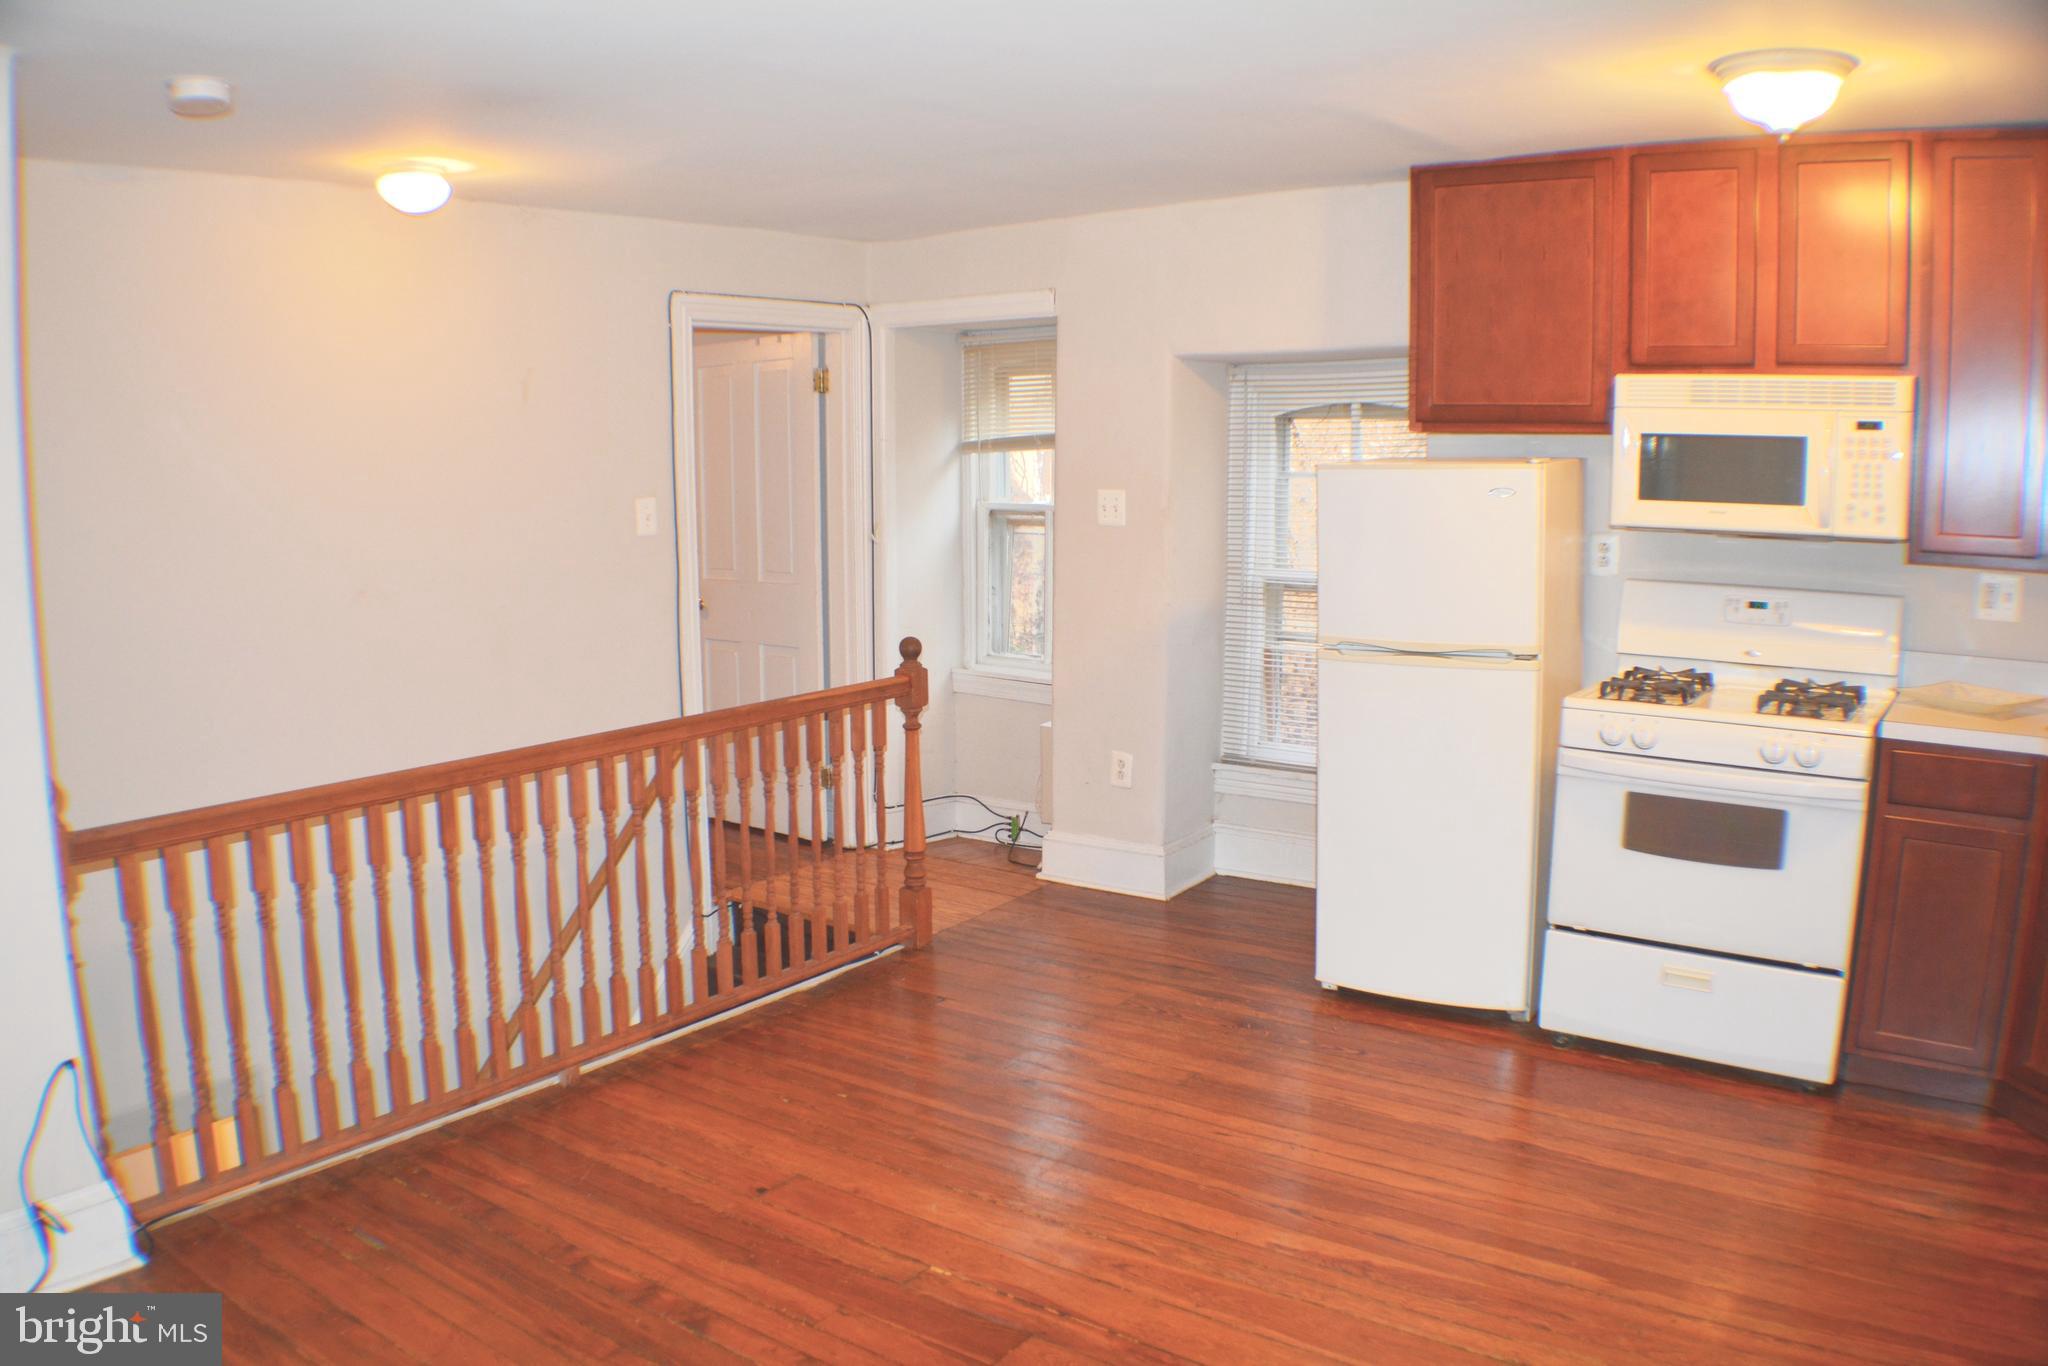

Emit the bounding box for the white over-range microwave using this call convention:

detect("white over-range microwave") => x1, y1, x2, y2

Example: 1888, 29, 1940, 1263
1611, 373, 1915, 540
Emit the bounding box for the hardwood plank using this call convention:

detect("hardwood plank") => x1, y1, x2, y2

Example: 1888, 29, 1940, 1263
101, 861, 2048, 1363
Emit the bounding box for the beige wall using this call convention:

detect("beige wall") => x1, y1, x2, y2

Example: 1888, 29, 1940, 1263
867, 183, 1411, 868
23, 160, 865, 828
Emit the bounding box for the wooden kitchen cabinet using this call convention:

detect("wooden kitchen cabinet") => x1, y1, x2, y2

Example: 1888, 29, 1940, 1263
1627, 145, 1760, 367
1844, 741, 2048, 1137
1774, 140, 1913, 367
1912, 135, 2048, 567
1410, 154, 1617, 431
2001, 888, 2048, 1139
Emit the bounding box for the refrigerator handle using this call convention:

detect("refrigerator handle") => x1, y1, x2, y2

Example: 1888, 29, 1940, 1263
1323, 642, 1539, 663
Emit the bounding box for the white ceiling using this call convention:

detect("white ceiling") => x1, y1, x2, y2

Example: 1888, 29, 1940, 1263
5, 0, 2047, 241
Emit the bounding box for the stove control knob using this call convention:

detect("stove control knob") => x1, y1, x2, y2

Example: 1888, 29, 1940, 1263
1759, 740, 1788, 765
1629, 725, 1656, 750
1598, 721, 1626, 747
1793, 744, 1823, 769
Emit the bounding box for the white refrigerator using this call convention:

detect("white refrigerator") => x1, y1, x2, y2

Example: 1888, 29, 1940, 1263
1314, 459, 1581, 1014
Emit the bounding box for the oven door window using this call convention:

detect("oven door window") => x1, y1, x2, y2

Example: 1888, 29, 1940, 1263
1622, 791, 1787, 870
1638, 434, 1808, 507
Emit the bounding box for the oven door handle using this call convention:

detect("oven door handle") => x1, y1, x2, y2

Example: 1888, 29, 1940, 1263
1557, 747, 1868, 806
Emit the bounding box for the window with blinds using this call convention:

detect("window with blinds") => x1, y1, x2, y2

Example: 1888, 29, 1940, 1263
962, 329, 1055, 674
1222, 359, 1425, 768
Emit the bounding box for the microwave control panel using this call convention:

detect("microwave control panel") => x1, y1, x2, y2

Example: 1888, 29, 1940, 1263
1833, 415, 1910, 540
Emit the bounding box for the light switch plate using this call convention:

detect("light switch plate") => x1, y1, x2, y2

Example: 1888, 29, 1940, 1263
634, 496, 659, 537
1096, 489, 1127, 526
1976, 573, 2022, 623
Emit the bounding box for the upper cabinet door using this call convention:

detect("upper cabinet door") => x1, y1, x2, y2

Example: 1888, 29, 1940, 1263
1411, 155, 1616, 431
1775, 140, 1912, 366
1916, 137, 2048, 562
1627, 146, 1759, 368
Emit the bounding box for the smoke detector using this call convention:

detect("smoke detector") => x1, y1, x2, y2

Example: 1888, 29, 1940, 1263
166, 76, 234, 119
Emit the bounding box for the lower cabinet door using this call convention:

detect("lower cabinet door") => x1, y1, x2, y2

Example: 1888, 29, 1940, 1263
1849, 813, 2026, 1074
1997, 878, 2048, 1141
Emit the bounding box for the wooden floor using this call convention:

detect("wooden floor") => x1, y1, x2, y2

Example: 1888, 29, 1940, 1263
106, 840, 2048, 1363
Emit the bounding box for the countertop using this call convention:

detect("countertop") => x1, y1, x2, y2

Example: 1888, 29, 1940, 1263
1880, 689, 2048, 756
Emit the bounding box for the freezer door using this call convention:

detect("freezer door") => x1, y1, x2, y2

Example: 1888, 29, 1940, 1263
1315, 655, 1543, 1011
1317, 463, 1545, 651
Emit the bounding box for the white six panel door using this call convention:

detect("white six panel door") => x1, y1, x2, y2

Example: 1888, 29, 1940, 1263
694, 331, 826, 710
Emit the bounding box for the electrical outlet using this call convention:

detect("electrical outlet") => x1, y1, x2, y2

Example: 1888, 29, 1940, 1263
1096, 489, 1127, 526
1976, 573, 2022, 623
1109, 750, 1133, 788
1589, 534, 1619, 577
634, 496, 659, 537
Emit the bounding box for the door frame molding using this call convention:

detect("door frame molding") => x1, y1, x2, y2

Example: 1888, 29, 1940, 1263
669, 292, 873, 714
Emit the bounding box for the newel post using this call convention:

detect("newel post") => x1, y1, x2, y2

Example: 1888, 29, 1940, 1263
894, 638, 934, 948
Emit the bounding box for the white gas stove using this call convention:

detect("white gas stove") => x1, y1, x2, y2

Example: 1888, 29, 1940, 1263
1539, 581, 1904, 1084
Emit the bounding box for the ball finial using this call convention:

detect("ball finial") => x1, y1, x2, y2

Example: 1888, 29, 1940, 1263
898, 636, 923, 663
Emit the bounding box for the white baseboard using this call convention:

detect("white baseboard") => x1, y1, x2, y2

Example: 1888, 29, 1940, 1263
1039, 826, 1214, 900
0, 1178, 142, 1294
1212, 822, 1317, 887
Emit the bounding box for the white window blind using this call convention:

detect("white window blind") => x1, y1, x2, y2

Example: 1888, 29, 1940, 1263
1222, 359, 1426, 768
962, 328, 1055, 673
962, 329, 1056, 451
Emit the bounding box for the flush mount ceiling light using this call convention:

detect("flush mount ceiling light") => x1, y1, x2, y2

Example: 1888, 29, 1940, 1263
375, 168, 454, 215
165, 75, 234, 119
1709, 49, 1859, 137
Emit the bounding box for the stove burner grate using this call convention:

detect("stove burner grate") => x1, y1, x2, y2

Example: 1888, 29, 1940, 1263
1755, 678, 1867, 721
1598, 666, 1715, 706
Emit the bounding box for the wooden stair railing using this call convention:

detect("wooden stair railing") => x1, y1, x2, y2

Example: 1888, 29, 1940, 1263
58, 639, 933, 1221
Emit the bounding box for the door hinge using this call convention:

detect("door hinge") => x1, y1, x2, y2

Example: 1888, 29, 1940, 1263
819, 763, 838, 789
812, 367, 831, 395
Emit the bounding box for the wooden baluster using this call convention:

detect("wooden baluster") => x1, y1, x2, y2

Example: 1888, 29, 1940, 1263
161, 850, 218, 1180
782, 723, 807, 964
759, 723, 786, 979
735, 730, 758, 986
324, 816, 376, 1126
870, 699, 893, 935
246, 834, 303, 1151
828, 708, 853, 952
202, 837, 262, 1165
627, 754, 656, 1021
806, 712, 829, 955
470, 782, 508, 1077
681, 742, 710, 1006
361, 809, 411, 1112
851, 706, 872, 944
114, 855, 177, 1194
706, 735, 738, 992
504, 778, 536, 1063
656, 748, 683, 1015
286, 820, 341, 1139
537, 772, 573, 1055
435, 792, 477, 1089
399, 797, 445, 1099
568, 762, 601, 1039
896, 638, 935, 947
596, 758, 629, 1031
54, 785, 117, 1165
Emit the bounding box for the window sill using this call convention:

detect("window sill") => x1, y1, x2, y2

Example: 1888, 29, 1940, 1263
1213, 761, 1316, 804
952, 668, 1053, 704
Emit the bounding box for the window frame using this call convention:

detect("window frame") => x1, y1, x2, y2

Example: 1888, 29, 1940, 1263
967, 450, 1055, 678
1223, 361, 1421, 770
959, 331, 1056, 681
